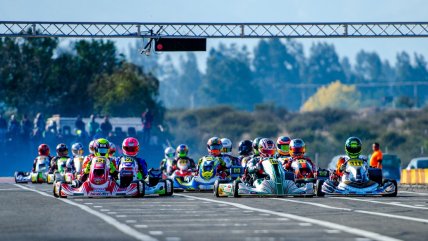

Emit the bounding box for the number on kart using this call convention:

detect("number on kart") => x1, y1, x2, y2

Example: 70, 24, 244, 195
348, 160, 363, 166
270, 159, 279, 165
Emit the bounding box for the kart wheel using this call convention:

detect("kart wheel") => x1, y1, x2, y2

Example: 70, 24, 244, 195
233, 180, 241, 198
368, 168, 382, 185
165, 179, 174, 196
140, 181, 145, 198
382, 179, 398, 197
315, 179, 325, 197
53, 183, 59, 198
214, 180, 220, 197
58, 182, 67, 198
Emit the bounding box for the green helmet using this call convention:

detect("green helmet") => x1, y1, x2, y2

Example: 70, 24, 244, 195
94, 138, 110, 157
252, 137, 262, 155
345, 137, 362, 159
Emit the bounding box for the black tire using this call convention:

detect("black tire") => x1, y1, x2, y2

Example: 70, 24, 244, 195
233, 180, 241, 198
284, 171, 295, 181
131, 181, 141, 198
140, 181, 145, 198
214, 180, 220, 197
382, 179, 398, 197
315, 179, 325, 197
368, 168, 383, 185
53, 183, 59, 198
165, 179, 174, 196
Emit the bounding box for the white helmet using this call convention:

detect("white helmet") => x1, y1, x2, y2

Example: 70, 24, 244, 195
89, 140, 95, 154
164, 147, 175, 158
221, 138, 233, 155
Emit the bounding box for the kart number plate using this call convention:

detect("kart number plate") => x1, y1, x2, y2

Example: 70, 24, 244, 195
348, 160, 363, 166
270, 159, 279, 165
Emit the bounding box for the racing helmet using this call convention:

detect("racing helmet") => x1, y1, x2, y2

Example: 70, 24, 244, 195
71, 142, 84, 156
220, 138, 232, 155
164, 147, 175, 158
122, 137, 139, 156
289, 139, 306, 158
345, 137, 362, 159
238, 140, 253, 156
258, 138, 276, 157
176, 144, 189, 158
109, 142, 116, 157
276, 136, 291, 156
252, 137, 262, 155
94, 138, 110, 157
88, 140, 96, 154
38, 144, 50, 156
56, 143, 68, 157
207, 137, 222, 157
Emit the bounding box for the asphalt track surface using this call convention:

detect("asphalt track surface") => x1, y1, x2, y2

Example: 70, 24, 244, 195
1, 179, 428, 241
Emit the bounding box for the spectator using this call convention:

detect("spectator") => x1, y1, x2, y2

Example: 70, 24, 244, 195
33, 113, 45, 141
141, 108, 153, 145
88, 114, 99, 138
0, 114, 7, 143
100, 115, 113, 138
8, 115, 21, 141
75, 115, 85, 133
21, 114, 33, 141
370, 142, 383, 169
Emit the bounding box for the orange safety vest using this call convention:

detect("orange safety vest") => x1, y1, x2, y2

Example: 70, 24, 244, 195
370, 150, 383, 169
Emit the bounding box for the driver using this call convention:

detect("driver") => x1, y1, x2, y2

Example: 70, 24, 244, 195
197, 137, 227, 178
335, 137, 367, 178
283, 139, 316, 172
81, 140, 96, 175
115, 137, 148, 181
80, 138, 118, 182
160, 147, 176, 175
220, 138, 239, 168
49, 143, 71, 174
237, 139, 253, 168
172, 144, 196, 172
244, 138, 276, 186
32, 144, 52, 172
274, 136, 291, 164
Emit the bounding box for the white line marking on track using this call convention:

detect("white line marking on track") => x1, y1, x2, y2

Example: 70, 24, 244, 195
298, 223, 312, 226
84, 203, 93, 205
270, 198, 352, 211
325, 229, 341, 234
414, 204, 426, 207
93, 206, 102, 208
400, 191, 428, 196
276, 218, 290, 221
330, 196, 428, 210
0, 188, 22, 191
274, 198, 428, 224
116, 215, 127, 218
126, 220, 137, 223
165, 237, 181, 241
135, 224, 148, 228
148, 231, 163, 235
14, 184, 157, 241
100, 209, 110, 212
108, 212, 117, 215
176, 194, 401, 241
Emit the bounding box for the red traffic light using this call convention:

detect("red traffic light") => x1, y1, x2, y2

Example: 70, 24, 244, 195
154, 38, 206, 52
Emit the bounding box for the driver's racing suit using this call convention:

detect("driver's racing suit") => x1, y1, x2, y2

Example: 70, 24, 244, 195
116, 155, 148, 181
197, 155, 227, 179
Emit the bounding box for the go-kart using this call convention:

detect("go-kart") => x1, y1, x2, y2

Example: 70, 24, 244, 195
54, 156, 152, 198
14, 156, 51, 184
168, 158, 196, 191
47, 157, 69, 184
117, 156, 173, 196
214, 158, 314, 197
288, 158, 329, 195
73, 156, 84, 180
171, 156, 230, 191
319, 158, 397, 197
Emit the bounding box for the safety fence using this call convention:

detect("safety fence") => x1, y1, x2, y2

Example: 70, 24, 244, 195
400, 169, 428, 184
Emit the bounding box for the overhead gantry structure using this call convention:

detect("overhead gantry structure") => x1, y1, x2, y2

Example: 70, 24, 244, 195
1, 21, 428, 38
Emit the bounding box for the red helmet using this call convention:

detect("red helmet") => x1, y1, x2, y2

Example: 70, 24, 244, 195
122, 137, 139, 156
289, 139, 306, 158
109, 143, 116, 157
276, 136, 291, 156
207, 137, 222, 157
38, 144, 50, 156
258, 138, 276, 157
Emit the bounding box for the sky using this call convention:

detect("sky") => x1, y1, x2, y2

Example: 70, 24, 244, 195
1, 0, 428, 70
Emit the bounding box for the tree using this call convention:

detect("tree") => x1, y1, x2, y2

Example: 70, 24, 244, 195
354, 50, 383, 83
306, 42, 345, 85
201, 44, 262, 110
301, 81, 361, 112
178, 53, 203, 109
158, 55, 180, 108
253, 39, 302, 110
90, 63, 162, 117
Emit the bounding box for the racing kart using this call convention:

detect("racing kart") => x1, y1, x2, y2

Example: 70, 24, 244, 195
14, 156, 51, 184
53, 157, 173, 198
171, 156, 231, 191
289, 158, 329, 195
47, 157, 69, 184
214, 158, 314, 197
319, 158, 397, 197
